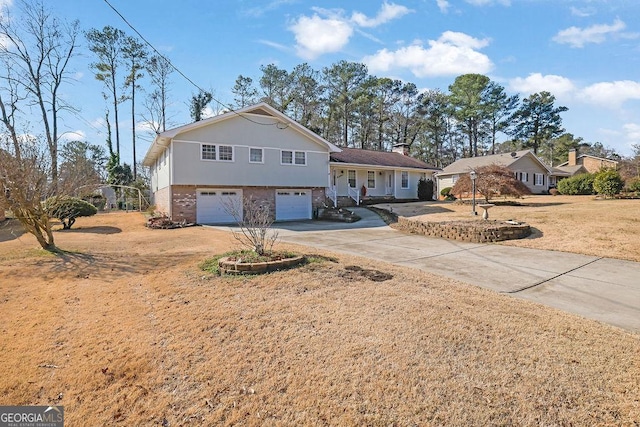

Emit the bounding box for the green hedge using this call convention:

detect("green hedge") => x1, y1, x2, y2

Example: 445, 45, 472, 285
593, 168, 624, 197
557, 173, 594, 195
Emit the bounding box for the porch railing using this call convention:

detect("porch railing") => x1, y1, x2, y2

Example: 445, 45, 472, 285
327, 187, 337, 207
348, 186, 360, 205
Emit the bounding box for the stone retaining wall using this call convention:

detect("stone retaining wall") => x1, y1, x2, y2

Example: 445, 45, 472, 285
396, 216, 531, 243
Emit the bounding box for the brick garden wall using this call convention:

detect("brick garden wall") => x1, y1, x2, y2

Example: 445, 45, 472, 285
396, 216, 531, 243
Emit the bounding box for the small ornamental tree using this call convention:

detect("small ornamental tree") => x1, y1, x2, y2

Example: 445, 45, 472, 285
417, 178, 434, 201
451, 165, 531, 202
45, 196, 98, 230
593, 168, 624, 198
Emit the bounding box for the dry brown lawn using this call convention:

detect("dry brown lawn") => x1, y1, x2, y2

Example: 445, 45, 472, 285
0, 212, 639, 426
386, 195, 640, 262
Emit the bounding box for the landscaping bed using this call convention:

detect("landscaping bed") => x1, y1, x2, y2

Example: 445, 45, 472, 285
396, 216, 531, 243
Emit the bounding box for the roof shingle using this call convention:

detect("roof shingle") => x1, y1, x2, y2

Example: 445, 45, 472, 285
330, 147, 439, 170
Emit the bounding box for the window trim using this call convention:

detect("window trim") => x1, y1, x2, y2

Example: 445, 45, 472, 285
367, 171, 376, 189
348, 170, 356, 188
281, 149, 307, 166
401, 171, 409, 189
534, 173, 545, 186
217, 145, 234, 162
201, 143, 217, 161
249, 147, 264, 164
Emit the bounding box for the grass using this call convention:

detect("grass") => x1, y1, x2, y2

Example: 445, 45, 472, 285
0, 211, 638, 425
383, 194, 640, 262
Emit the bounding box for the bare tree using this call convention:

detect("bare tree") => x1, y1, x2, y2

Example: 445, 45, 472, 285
0, 0, 80, 189
223, 196, 278, 256
0, 137, 58, 250
143, 55, 173, 134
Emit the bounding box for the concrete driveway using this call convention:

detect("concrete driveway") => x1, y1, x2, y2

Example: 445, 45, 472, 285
216, 208, 640, 333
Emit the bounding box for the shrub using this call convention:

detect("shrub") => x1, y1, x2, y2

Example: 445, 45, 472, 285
557, 173, 594, 195
45, 196, 98, 229
625, 176, 640, 193
440, 187, 452, 197
417, 178, 434, 201
593, 168, 624, 198
549, 188, 559, 196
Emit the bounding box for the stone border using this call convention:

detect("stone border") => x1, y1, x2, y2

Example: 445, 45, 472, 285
218, 255, 306, 275
395, 217, 531, 243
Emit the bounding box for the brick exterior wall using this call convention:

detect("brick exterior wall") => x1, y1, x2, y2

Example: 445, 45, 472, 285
167, 185, 326, 223
171, 185, 197, 222
579, 157, 618, 174
153, 186, 171, 216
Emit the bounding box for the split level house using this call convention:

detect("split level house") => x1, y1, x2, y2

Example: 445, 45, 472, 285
435, 150, 551, 195
550, 148, 619, 187
143, 102, 440, 224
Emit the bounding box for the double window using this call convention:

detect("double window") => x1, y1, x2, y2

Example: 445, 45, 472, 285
201, 144, 233, 162
281, 150, 306, 165
516, 172, 529, 183
534, 173, 545, 186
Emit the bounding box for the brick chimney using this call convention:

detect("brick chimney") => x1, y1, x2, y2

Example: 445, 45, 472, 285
392, 143, 409, 156
568, 149, 577, 166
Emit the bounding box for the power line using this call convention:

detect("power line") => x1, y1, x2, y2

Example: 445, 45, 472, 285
101, 0, 280, 127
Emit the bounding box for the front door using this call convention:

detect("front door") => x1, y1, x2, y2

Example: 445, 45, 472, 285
385, 172, 393, 195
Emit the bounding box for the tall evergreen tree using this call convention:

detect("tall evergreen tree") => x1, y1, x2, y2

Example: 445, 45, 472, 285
189, 90, 213, 122
448, 74, 491, 157
122, 35, 148, 179
509, 91, 568, 155
86, 26, 126, 158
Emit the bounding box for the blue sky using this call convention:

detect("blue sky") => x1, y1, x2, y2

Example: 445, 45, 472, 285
9, 0, 640, 164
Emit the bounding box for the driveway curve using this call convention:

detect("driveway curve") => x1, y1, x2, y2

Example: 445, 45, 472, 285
217, 208, 640, 333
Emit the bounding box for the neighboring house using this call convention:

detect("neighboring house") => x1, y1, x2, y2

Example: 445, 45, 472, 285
550, 149, 618, 187
436, 150, 550, 195
328, 144, 440, 206
143, 103, 341, 224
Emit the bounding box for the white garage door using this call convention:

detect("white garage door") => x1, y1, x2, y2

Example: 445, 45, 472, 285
196, 189, 242, 224
276, 189, 312, 221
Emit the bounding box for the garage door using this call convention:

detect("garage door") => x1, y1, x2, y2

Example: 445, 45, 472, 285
275, 189, 312, 221
196, 189, 242, 224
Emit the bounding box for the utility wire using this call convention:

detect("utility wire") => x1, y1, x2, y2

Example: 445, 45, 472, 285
102, 0, 280, 127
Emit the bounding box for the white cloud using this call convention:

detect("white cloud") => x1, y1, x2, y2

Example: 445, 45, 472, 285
363, 31, 492, 78
351, 2, 413, 28
623, 123, 640, 144
570, 6, 595, 18
465, 0, 510, 6
436, 0, 450, 13
290, 13, 354, 60
62, 130, 86, 142
552, 19, 632, 48
509, 73, 576, 97
580, 80, 640, 108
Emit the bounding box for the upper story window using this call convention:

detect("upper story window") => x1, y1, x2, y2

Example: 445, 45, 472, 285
201, 143, 233, 162
401, 171, 409, 189
281, 150, 306, 166
367, 171, 375, 188
250, 147, 263, 163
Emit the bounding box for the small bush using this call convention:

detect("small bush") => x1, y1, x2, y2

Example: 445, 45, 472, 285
418, 178, 434, 201
624, 176, 640, 193
557, 173, 594, 195
45, 196, 98, 229
440, 187, 452, 197
593, 168, 624, 198
549, 188, 559, 196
